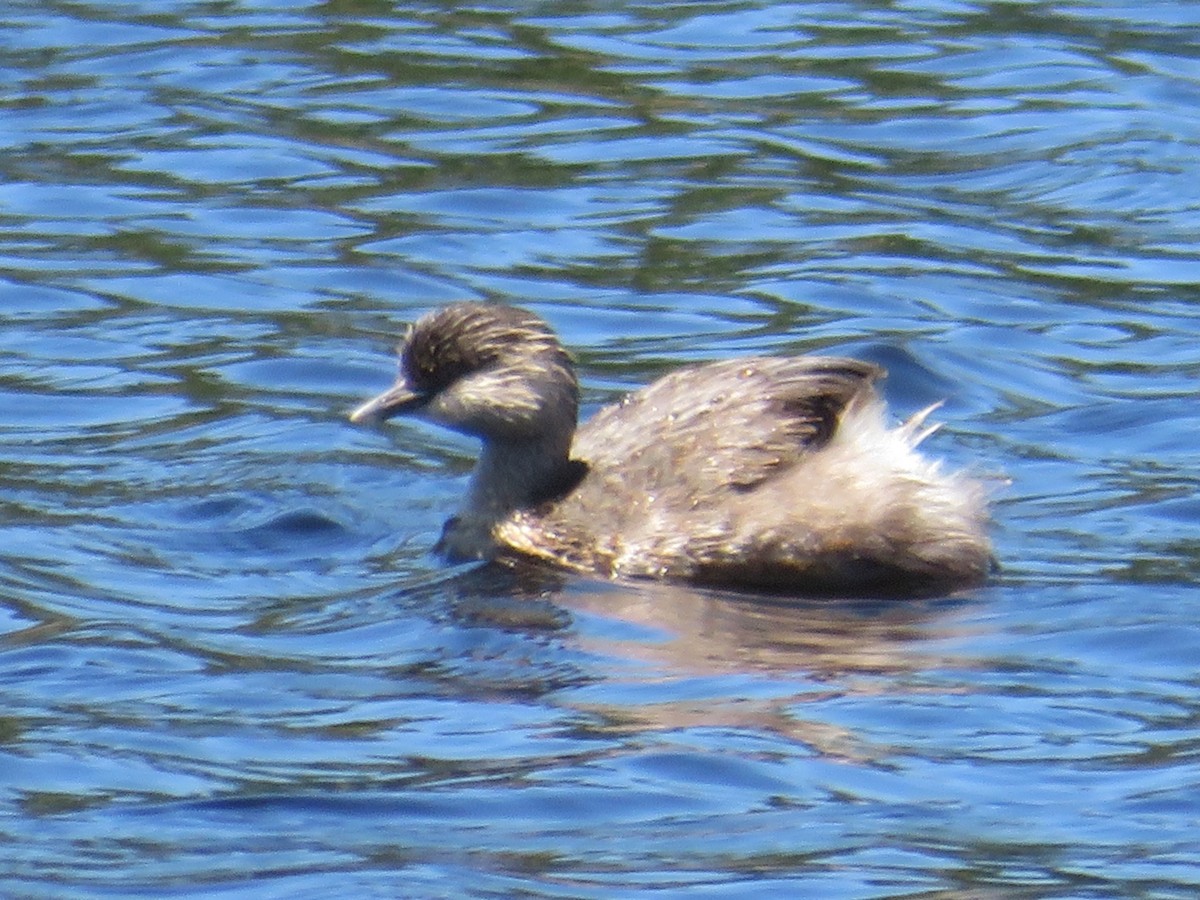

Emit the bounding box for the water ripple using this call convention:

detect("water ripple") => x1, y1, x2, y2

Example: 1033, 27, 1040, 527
1, 0, 1199, 896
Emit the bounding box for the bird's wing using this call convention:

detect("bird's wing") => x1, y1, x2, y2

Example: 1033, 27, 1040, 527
571, 355, 883, 497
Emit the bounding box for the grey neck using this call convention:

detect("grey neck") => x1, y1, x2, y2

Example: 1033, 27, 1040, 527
462, 432, 575, 521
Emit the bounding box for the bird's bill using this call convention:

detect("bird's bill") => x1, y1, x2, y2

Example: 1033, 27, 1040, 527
349, 381, 427, 423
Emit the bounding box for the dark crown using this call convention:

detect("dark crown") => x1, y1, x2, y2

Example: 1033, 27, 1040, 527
401, 303, 566, 395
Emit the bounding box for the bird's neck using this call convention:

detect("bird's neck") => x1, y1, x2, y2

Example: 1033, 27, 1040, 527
463, 432, 575, 521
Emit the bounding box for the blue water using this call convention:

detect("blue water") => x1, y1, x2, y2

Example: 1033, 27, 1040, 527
2, 1, 1199, 896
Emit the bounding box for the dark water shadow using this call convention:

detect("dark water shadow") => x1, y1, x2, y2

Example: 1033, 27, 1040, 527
407, 559, 990, 763
432, 559, 981, 669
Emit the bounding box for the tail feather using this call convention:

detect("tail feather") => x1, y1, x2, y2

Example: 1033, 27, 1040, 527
899, 401, 945, 446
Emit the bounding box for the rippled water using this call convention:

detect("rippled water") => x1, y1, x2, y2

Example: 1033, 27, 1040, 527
2, 1, 1199, 896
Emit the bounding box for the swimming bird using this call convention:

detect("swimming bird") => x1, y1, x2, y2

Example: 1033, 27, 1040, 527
350, 302, 991, 597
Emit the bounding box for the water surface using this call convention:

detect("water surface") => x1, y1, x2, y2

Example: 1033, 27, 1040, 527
2, 1, 1199, 896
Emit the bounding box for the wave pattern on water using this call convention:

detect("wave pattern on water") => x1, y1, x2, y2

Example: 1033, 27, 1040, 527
1, 0, 1199, 896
